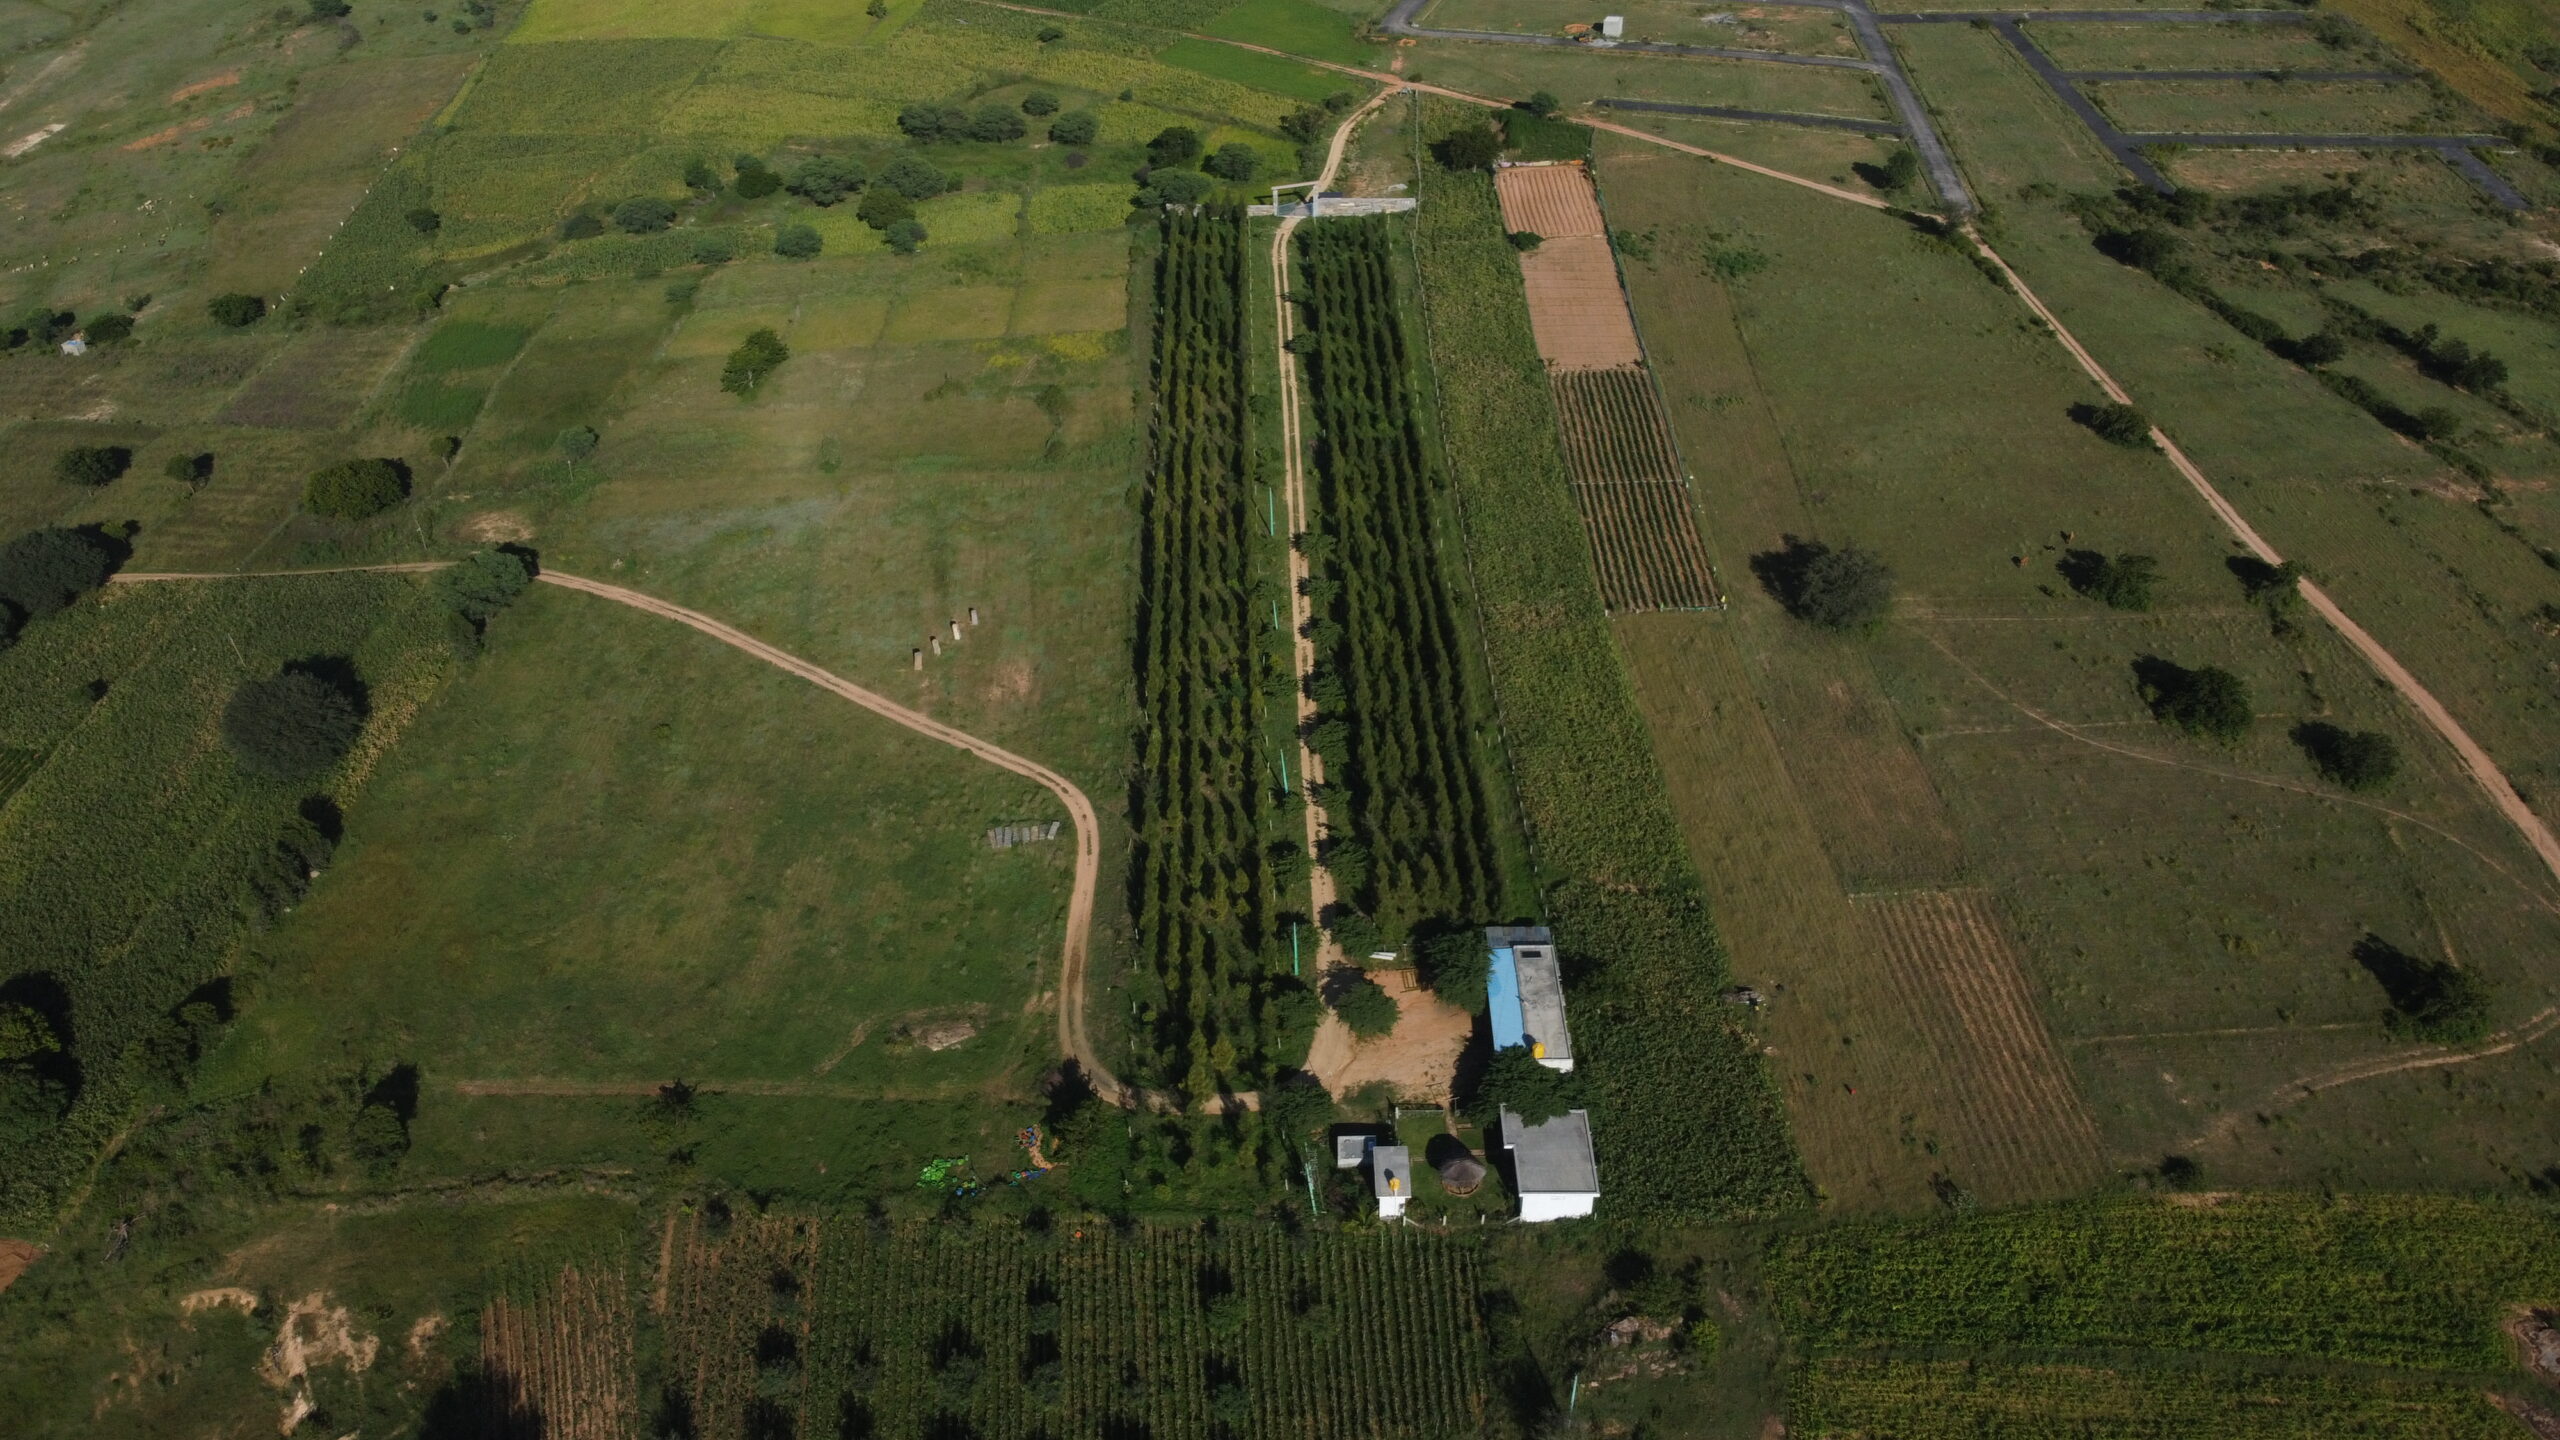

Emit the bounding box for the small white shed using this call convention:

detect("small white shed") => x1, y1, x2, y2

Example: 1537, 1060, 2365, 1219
1599, 14, 1625, 38
1501, 1108, 1600, 1222
1370, 1143, 1413, 1219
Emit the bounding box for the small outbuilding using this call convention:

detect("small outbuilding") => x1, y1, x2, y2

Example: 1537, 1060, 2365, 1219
1599, 14, 1625, 38
1500, 1107, 1600, 1221
58, 334, 86, 356
1486, 926, 1574, 1072
1370, 1142, 1413, 1219
1436, 1153, 1488, 1196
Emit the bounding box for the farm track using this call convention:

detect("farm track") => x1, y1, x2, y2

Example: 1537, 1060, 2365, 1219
109, 566, 1152, 1108
2186, 1005, 2560, 1149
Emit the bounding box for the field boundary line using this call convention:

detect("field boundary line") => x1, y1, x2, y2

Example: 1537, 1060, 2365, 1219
1961, 233, 2560, 895
1912, 624, 2560, 918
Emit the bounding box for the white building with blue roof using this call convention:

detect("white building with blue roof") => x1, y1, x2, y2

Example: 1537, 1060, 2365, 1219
1486, 925, 1574, 1072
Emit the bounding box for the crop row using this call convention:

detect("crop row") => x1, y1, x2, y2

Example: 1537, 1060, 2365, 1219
799, 1218, 1487, 1439
1407, 98, 1804, 1221
1550, 367, 1719, 612
1792, 1357, 2522, 1439
1765, 1193, 2560, 1370
1129, 209, 1286, 1099
1292, 218, 1501, 934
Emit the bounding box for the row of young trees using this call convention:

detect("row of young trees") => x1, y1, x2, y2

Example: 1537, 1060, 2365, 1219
1130, 210, 1297, 1103
1290, 219, 1501, 941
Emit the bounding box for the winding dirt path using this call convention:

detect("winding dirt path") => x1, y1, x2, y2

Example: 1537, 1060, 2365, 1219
113, 564, 1130, 1106
2184, 1006, 2560, 1150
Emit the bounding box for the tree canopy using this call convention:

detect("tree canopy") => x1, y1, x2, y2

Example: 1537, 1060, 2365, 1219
1415, 929, 1491, 1014
1047, 111, 1098, 147
2294, 721, 2400, 791
0, 526, 117, 623
878, 154, 950, 199
1147, 126, 1203, 168
1021, 90, 1060, 116
2072, 400, 2155, 448
207, 292, 267, 327
857, 187, 915, 230
613, 197, 677, 234
884, 219, 927, 255
303, 458, 410, 519
1466, 1044, 1588, 1126
2059, 549, 2159, 611
773, 223, 822, 259
1436, 125, 1502, 171
221, 667, 367, 781
54, 445, 131, 487
1204, 142, 1260, 182
2136, 657, 2252, 743
788, 155, 866, 206
436, 547, 536, 627
722, 328, 791, 397
1327, 969, 1398, 1039
1754, 535, 1894, 631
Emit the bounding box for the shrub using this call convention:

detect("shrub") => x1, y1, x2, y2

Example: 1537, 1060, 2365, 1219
788, 155, 866, 206
207, 292, 267, 327
1146, 126, 1202, 168
2356, 934, 2490, 1044
693, 234, 736, 265
1259, 1071, 1332, 1151
2288, 331, 2346, 365
1522, 90, 1561, 117
1507, 230, 1542, 251
165, 452, 213, 486
1022, 90, 1060, 116
0, 526, 117, 620
2058, 549, 2158, 610
1752, 535, 1893, 631
2294, 721, 2400, 791
2070, 400, 2154, 448
722, 328, 791, 397
559, 212, 605, 239
967, 104, 1026, 142
436, 547, 535, 626
1037, 23, 1064, 40
1467, 1043, 1587, 1125
221, 667, 366, 781
683, 157, 722, 193
773, 223, 822, 259
1141, 170, 1213, 207
303, 458, 410, 519
2097, 226, 2181, 272
733, 157, 782, 198
308, 0, 350, 17
614, 197, 677, 234
557, 425, 599, 463
898, 103, 970, 142
1879, 146, 1921, 190
1435, 125, 1502, 170
81, 314, 133, 345
2135, 657, 2251, 743
405, 207, 442, 234
884, 219, 927, 254
1049, 111, 1098, 146
1328, 970, 1398, 1038
54, 446, 131, 487
857, 187, 915, 229
1203, 142, 1260, 182
879, 154, 950, 199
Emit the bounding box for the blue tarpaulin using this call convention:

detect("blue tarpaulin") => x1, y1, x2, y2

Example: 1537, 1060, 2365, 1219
1488, 946, 1525, 1051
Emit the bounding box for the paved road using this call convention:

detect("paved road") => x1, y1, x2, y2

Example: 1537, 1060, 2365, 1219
2063, 68, 2412, 81
1597, 95, 1903, 134
1995, 18, 2171, 191
1382, 0, 1976, 211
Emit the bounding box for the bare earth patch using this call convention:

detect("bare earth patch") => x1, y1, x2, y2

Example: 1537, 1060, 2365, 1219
167, 70, 243, 105
1304, 969, 1473, 1101
182, 1285, 260, 1315
260, 1291, 380, 1436
0, 1238, 41, 1294
458, 509, 536, 544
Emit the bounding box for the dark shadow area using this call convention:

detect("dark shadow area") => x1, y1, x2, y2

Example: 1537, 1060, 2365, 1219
417, 1366, 545, 1440
1423, 1132, 1474, 1170
364, 1062, 421, 1124
2056, 548, 2107, 594
743, 1398, 798, 1440
2353, 933, 2492, 1043
834, 1394, 874, 1440
282, 654, 372, 719
654, 1386, 700, 1440
2226, 555, 2290, 597
297, 794, 346, 843
0, 970, 79, 1096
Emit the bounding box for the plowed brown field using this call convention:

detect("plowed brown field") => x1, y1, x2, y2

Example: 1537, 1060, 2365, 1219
1552, 366, 1720, 610
1855, 889, 2106, 1191
480, 1262, 637, 1440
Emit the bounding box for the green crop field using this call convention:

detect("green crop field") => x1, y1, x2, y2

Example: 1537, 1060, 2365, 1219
2026, 18, 2400, 74
1421, 0, 1861, 57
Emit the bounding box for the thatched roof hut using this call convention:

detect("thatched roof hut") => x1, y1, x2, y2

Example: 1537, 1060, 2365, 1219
1437, 1154, 1488, 1196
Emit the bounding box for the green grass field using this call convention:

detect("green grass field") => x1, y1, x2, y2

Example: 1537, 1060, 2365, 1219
1420, 0, 1862, 56
2026, 18, 2398, 74
2089, 76, 2487, 135
1403, 37, 1895, 119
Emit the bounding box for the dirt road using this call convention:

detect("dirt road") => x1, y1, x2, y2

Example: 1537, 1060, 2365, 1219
113, 564, 1131, 1106
1272, 90, 1393, 983
1964, 240, 2560, 893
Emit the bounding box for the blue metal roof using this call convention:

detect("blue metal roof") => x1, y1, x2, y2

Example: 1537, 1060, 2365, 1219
1488, 946, 1526, 1051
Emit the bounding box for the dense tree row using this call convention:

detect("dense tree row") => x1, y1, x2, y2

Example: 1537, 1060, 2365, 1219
1291, 219, 1499, 939
1129, 210, 1290, 1103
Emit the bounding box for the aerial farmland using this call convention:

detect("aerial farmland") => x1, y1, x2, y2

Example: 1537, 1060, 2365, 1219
4, 0, 2560, 1432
